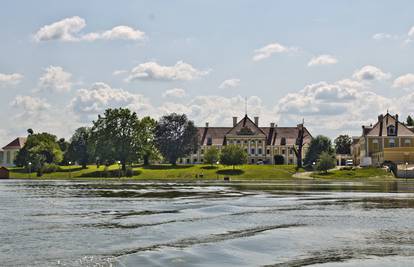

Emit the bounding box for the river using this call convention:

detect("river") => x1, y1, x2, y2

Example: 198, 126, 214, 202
1, 179, 414, 266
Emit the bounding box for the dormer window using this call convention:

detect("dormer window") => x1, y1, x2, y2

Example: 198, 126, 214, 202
387, 125, 396, 136
280, 137, 286, 146
207, 137, 212, 146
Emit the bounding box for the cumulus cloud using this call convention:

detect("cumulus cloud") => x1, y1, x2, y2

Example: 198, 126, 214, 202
275, 81, 392, 134
353, 65, 391, 81
33, 16, 145, 42
126, 61, 209, 82
10, 95, 51, 113
69, 82, 152, 121
219, 78, 240, 89
38, 66, 72, 93
372, 32, 398, 40
162, 88, 186, 98
392, 73, 414, 88
253, 42, 297, 61
307, 55, 338, 67
0, 73, 23, 86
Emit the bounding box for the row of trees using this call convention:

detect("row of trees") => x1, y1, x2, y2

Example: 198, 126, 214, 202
15, 109, 200, 174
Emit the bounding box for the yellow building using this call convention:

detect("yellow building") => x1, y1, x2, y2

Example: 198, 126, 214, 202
352, 113, 414, 166
180, 115, 312, 165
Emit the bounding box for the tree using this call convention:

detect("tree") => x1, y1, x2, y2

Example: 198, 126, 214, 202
155, 113, 199, 165
334, 135, 352, 155
27, 128, 34, 135
219, 145, 248, 170
303, 135, 334, 168
91, 108, 143, 171
204, 146, 220, 165
67, 127, 94, 169
15, 132, 63, 170
316, 151, 336, 173
292, 123, 309, 169
140, 116, 159, 165
407, 115, 414, 126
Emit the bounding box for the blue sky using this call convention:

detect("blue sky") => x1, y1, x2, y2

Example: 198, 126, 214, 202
1, 0, 414, 142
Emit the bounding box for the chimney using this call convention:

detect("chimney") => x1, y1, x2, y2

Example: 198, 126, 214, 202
205, 122, 209, 128
270, 122, 275, 128
395, 114, 399, 135
378, 114, 383, 136
254, 116, 259, 126
233, 117, 238, 127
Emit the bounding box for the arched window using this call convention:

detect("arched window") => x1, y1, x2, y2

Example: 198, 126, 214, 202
387, 125, 396, 136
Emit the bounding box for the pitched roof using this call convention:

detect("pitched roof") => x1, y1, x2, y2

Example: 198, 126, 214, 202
226, 115, 266, 136
2, 137, 27, 150
363, 113, 414, 137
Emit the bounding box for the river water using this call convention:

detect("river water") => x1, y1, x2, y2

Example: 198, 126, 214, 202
1, 179, 414, 267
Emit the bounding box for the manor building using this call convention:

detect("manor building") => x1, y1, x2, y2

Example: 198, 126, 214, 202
180, 115, 312, 165
352, 112, 414, 166
0, 137, 27, 167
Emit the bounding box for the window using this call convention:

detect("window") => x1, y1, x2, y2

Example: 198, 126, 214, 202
193, 158, 197, 163
237, 140, 241, 144
372, 139, 379, 150
282, 149, 286, 154
258, 148, 262, 155
244, 140, 248, 144
266, 149, 270, 155
289, 149, 293, 155
258, 140, 262, 144
251, 148, 255, 155
6, 151, 11, 164
280, 137, 286, 145
186, 159, 190, 164
389, 138, 395, 147
201, 158, 204, 163
251, 159, 255, 164
207, 137, 212, 146
179, 158, 183, 163
405, 139, 411, 146
387, 125, 396, 136
289, 159, 293, 164
0, 151, 3, 164
201, 149, 204, 154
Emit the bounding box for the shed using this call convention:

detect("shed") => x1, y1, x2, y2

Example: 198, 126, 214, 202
0, 167, 10, 179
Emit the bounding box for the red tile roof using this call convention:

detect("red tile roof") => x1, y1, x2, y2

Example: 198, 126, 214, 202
2, 137, 27, 150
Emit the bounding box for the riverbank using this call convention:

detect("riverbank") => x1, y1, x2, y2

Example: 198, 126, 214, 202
7, 164, 395, 181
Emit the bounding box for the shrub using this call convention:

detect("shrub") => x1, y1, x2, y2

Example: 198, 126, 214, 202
316, 152, 336, 173
274, 155, 285, 165
42, 163, 61, 173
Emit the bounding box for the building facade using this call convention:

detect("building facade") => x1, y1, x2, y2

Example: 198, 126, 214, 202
352, 113, 414, 166
179, 115, 312, 165
0, 137, 27, 167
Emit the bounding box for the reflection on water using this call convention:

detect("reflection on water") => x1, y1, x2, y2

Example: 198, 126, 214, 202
0, 179, 414, 266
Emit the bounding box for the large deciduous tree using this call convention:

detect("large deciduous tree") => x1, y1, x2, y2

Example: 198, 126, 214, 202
204, 146, 220, 166
334, 134, 352, 155
219, 145, 248, 170
292, 123, 309, 169
67, 127, 94, 169
303, 135, 334, 169
15, 132, 63, 170
155, 113, 199, 165
91, 108, 143, 171
140, 116, 159, 165
407, 115, 414, 127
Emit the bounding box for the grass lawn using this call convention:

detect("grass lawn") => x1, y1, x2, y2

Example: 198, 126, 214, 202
9, 164, 298, 180
310, 167, 394, 180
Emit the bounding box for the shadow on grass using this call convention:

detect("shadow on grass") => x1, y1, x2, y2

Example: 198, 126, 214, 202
141, 164, 194, 170
217, 169, 245, 176
201, 166, 218, 170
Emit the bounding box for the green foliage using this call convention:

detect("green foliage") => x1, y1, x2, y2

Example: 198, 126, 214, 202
67, 127, 94, 168
220, 145, 248, 169
304, 135, 334, 168
407, 115, 414, 126
316, 151, 336, 173
42, 163, 62, 174
274, 155, 285, 165
155, 113, 199, 165
15, 132, 63, 170
334, 135, 352, 155
91, 108, 144, 170
139, 116, 160, 165
204, 146, 220, 165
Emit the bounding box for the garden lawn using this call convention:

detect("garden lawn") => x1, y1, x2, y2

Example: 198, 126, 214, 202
310, 167, 394, 180
9, 164, 298, 180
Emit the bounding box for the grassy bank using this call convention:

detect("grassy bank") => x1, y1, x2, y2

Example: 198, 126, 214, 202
310, 167, 394, 180
9, 164, 298, 180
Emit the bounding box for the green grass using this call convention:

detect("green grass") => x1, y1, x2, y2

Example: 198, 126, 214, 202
9, 164, 298, 180
310, 167, 394, 180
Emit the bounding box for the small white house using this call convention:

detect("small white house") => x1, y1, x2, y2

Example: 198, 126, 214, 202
0, 137, 27, 167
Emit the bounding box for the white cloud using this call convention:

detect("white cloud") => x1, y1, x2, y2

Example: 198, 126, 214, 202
353, 65, 391, 81
112, 69, 128, 76
162, 88, 186, 98
253, 42, 297, 61
307, 55, 338, 67
34, 16, 145, 42
69, 82, 152, 122
38, 66, 72, 93
409, 26, 414, 38
335, 79, 367, 90
392, 73, 414, 88
275, 81, 392, 134
10, 95, 51, 113
126, 61, 209, 82
0, 73, 23, 86
219, 78, 240, 89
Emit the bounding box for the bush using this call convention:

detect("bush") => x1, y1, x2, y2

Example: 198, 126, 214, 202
42, 163, 61, 173
274, 155, 285, 165
316, 152, 336, 173
220, 145, 248, 169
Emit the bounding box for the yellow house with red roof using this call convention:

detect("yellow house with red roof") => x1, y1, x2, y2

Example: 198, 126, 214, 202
0, 137, 27, 167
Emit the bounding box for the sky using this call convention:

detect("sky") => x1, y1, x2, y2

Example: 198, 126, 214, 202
1, 0, 414, 143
